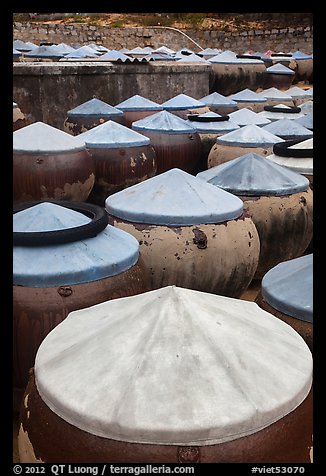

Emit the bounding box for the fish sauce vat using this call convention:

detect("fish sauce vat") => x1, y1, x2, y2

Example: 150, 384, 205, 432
13, 122, 95, 203
115, 94, 163, 128
132, 111, 202, 174
197, 153, 313, 279
78, 120, 156, 206
256, 254, 313, 351
105, 168, 260, 296
63, 98, 125, 135
19, 286, 313, 463
13, 201, 151, 394
207, 124, 283, 168
263, 63, 295, 89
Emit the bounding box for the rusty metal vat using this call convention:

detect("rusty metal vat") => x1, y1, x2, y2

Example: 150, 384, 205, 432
63, 98, 125, 135
208, 51, 266, 96
13, 122, 95, 203
161, 93, 209, 119
13, 201, 151, 397
105, 168, 260, 296
13, 102, 26, 131
207, 124, 283, 168
115, 94, 163, 128
256, 254, 313, 351
229, 88, 268, 113
19, 286, 313, 463
263, 63, 295, 89
132, 110, 202, 174
199, 91, 238, 115
197, 153, 313, 279
78, 120, 157, 206
261, 118, 313, 141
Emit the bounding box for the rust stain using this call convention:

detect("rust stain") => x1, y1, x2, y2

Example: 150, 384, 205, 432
192, 228, 208, 249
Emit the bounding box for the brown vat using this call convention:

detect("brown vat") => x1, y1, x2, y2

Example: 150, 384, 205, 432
13, 102, 26, 131
13, 122, 95, 203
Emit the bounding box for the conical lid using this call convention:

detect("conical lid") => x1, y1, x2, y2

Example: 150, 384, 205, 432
209, 51, 263, 63
100, 50, 132, 61
153, 46, 176, 54
13, 102, 17, 108
13, 48, 21, 55
258, 104, 305, 121
78, 120, 150, 148
177, 54, 208, 63
196, 152, 309, 196
262, 254, 313, 322
13, 203, 139, 287
228, 108, 271, 126
115, 94, 163, 111
162, 94, 206, 110
13, 39, 33, 51
258, 87, 293, 101
105, 168, 243, 225
285, 86, 310, 98
230, 89, 267, 103
200, 91, 237, 107
65, 46, 100, 58
292, 50, 312, 60
67, 98, 124, 118
300, 101, 313, 114
132, 110, 196, 134
262, 118, 313, 139
52, 43, 76, 55
185, 112, 239, 133
266, 63, 295, 75
216, 124, 284, 147
266, 138, 313, 175
34, 285, 312, 445
305, 88, 313, 97
87, 43, 109, 52
13, 122, 86, 154
25, 45, 64, 58
294, 112, 313, 131
200, 47, 222, 56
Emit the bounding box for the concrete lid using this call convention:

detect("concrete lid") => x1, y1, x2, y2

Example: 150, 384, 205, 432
52, 43, 76, 54
13, 122, 86, 154
86, 43, 109, 52
153, 46, 176, 54
285, 86, 311, 98
230, 89, 267, 103
199, 47, 222, 56
266, 138, 313, 174
262, 254, 313, 322
305, 88, 313, 97
132, 110, 196, 134
67, 98, 124, 118
126, 46, 152, 54
25, 45, 65, 58
196, 152, 309, 196
228, 108, 271, 126
199, 91, 237, 107
300, 101, 313, 114
294, 112, 313, 131
13, 39, 34, 51
13, 202, 139, 287
100, 50, 132, 61
266, 63, 295, 75
177, 53, 208, 63
292, 50, 313, 60
209, 51, 263, 64
216, 124, 284, 147
185, 112, 240, 133
162, 94, 206, 110
262, 118, 313, 139
258, 104, 305, 121
34, 285, 312, 445
258, 87, 293, 100
115, 94, 163, 111
105, 168, 244, 225
78, 120, 151, 148
13, 48, 21, 55
65, 46, 101, 58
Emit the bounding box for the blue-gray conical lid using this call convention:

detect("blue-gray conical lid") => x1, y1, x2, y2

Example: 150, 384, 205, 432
177, 54, 208, 63
100, 50, 132, 61
116, 94, 163, 111
25, 45, 64, 58
13, 39, 33, 51
132, 110, 196, 134
13, 48, 21, 56
65, 46, 100, 58
266, 64, 295, 75
200, 91, 237, 107
162, 94, 206, 110
67, 98, 123, 118
228, 108, 271, 126
285, 86, 310, 98
262, 118, 313, 139
258, 87, 293, 101
292, 50, 312, 60
78, 120, 150, 148
105, 168, 243, 226
216, 124, 284, 147
196, 152, 309, 196
13, 202, 139, 287
185, 112, 239, 133
13, 122, 86, 153
230, 89, 267, 103
209, 51, 263, 64
300, 101, 313, 114
262, 254, 313, 322
295, 113, 313, 131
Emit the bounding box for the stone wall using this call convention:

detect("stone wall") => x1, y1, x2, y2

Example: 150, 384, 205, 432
13, 23, 313, 54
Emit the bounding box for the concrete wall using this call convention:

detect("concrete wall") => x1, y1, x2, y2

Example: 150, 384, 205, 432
13, 62, 212, 129
13, 23, 313, 54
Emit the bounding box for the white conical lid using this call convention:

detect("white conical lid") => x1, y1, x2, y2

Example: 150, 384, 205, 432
35, 285, 312, 445
185, 112, 240, 133
294, 113, 313, 131
115, 94, 163, 111
216, 124, 284, 147
262, 118, 313, 139
13, 122, 86, 153
285, 86, 311, 98
162, 94, 206, 110
258, 87, 293, 100
230, 89, 267, 103
200, 91, 237, 107
266, 138, 313, 174
78, 120, 150, 148
132, 110, 196, 134
266, 63, 295, 75
258, 104, 305, 121
67, 98, 123, 118
13, 202, 139, 286
177, 54, 208, 63
105, 168, 244, 225
228, 108, 271, 126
